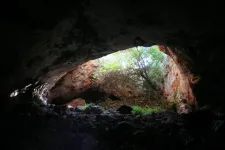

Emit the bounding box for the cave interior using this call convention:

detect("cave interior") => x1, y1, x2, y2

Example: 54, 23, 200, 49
1, 0, 225, 150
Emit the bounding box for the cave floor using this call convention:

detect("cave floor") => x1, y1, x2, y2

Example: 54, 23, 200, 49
98, 97, 161, 109
1, 105, 225, 150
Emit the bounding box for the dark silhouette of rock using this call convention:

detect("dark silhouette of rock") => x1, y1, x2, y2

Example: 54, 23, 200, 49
117, 105, 132, 114
84, 105, 104, 114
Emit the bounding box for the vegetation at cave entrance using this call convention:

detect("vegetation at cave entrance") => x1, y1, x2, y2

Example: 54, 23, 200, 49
132, 106, 163, 115
80, 104, 91, 110
93, 46, 168, 108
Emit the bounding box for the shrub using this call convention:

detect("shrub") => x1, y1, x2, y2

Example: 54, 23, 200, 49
93, 46, 168, 107
131, 106, 163, 115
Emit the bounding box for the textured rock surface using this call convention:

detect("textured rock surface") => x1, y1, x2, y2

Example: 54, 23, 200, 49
117, 105, 133, 114
1, 105, 225, 150
84, 105, 104, 114
64, 98, 86, 107
47, 60, 98, 104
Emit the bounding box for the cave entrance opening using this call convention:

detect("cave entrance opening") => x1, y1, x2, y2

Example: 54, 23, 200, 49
46, 45, 190, 114
9, 45, 196, 114
92, 46, 170, 110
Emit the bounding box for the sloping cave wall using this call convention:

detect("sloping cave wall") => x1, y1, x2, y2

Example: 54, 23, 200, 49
46, 60, 98, 104
160, 46, 198, 105
1, 0, 225, 111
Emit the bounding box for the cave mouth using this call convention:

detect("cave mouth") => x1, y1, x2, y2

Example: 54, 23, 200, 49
9, 45, 196, 114
15, 45, 193, 114
89, 46, 175, 110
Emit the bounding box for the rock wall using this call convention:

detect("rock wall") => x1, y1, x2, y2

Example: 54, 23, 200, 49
159, 46, 197, 105
41, 59, 140, 105
47, 60, 98, 104
163, 56, 181, 100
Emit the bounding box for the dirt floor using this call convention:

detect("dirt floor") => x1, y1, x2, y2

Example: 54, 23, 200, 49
1, 103, 225, 150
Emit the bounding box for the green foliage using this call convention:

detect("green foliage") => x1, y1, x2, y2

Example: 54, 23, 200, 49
80, 104, 91, 110
121, 46, 166, 91
96, 50, 129, 73
94, 46, 167, 105
100, 59, 122, 72
143, 47, 164, 88
132, 105, 163, 115
96, 46, 166, 84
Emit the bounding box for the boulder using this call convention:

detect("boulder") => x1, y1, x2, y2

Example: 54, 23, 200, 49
84, 105, 104, 114
64, 98, 86, 108
74, 106, 85, 112
117, 105, 132, 114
